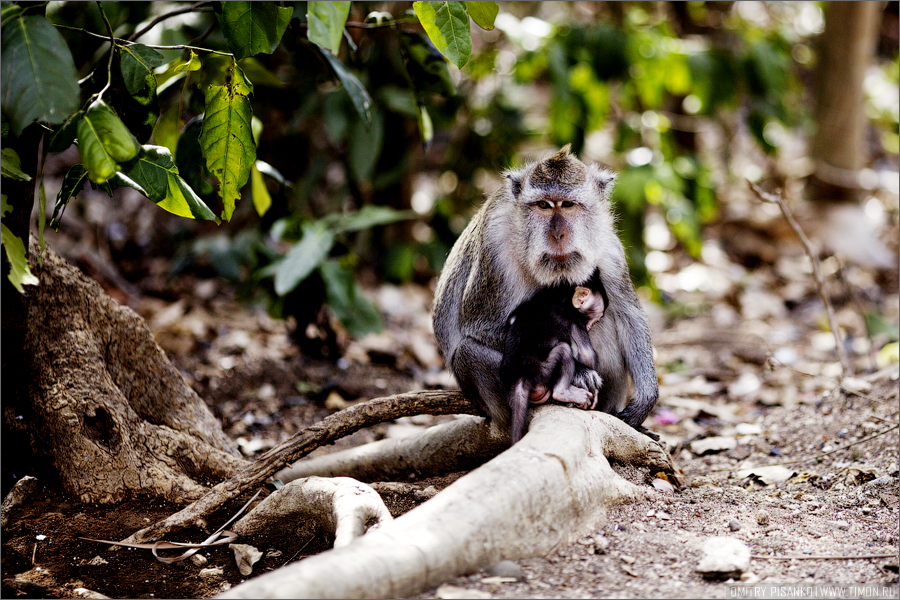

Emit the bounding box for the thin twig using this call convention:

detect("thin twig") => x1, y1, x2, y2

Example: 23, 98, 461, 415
128, 1, 213, 42
747, 180, 852, 377
95, 2, 116, 99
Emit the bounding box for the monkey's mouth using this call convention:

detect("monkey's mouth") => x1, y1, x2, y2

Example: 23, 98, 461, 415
543, 252, 579, 266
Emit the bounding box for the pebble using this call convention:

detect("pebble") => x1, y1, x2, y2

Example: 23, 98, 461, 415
728, 519, 741, 531
756, 510, 770, 526
696, 537, 751, 579
485, 560, 524, 581
827, 520, 851, 531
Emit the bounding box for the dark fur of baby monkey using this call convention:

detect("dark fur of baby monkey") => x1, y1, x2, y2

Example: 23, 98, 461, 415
501, 268, 608, 443
432, 145, 659, 442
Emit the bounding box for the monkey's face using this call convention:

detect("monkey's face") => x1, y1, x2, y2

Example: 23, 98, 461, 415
498, 146, 618, 287
514, 184, 608, 286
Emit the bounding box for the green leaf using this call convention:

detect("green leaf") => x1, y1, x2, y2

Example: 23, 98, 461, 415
0, 148, 31, 181
173, 48, 202, 73
51, 164, 87, 229
255, 159, 291, 187
0, 196, 39, 293
119, 43, 165, 95
348, 107, 384, 183
152, 103, 182, 157
199, 61, 256, 221
117, 145, 216, 221
274, 221, 335, 296
399, 31, 456, 97
176, 116, 215, 196
48, 111, 80, 153
250, 162, 271, 216
416, 103, 434, 145
413, 1, 471, 69
216, 1, 293, 60
319, 48, 373, 125
465, 1, 498, 30
320, 259, 382, 337
307, 1, 351, 54
76, 99, 142, 184
323, 205, 416, 234
1, 14, 80, 135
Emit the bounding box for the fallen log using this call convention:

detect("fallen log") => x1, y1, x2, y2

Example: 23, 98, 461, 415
220, 405, 675, 599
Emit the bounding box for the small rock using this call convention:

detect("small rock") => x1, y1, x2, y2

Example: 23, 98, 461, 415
728, 519, 741, 531
620, 554, 636, 564
696, 536, 751, 579
435, 584, 491, 599
657, 511, 672, 521
484, 560, 523, 581
593, 536, 610, 554
72, 588, 110, 599
652, 478, 675, 494
199, 567, 224, 578
735, 423, 762, 435
728, 372, 761, 397
827, 520, 850, 531
190, 554, 208, 566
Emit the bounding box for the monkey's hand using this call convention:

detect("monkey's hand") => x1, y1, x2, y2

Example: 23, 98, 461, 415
571, 365, 602, 401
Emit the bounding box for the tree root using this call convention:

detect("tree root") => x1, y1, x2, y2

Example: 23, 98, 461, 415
274, 414, 508, 484
121, 391, 480, 545
232, 477, 393, 550
219, 405, 676, 599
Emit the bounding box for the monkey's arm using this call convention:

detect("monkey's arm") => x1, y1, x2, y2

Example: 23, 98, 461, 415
611, 288, 659, 431
451, 336, 510, 429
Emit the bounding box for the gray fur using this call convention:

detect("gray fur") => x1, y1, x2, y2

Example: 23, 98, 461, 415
432, 147, 658, 433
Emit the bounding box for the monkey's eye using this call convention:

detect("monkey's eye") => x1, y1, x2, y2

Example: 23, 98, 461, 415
536, 200, 553, 210
561, 200, 575, 208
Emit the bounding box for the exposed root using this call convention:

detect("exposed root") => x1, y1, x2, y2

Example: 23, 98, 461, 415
219, 405, 677, 599
232, 477, 393, 550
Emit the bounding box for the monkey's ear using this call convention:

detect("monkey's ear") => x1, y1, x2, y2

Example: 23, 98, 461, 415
591, 167, 617, 197
505, 169, 525, 197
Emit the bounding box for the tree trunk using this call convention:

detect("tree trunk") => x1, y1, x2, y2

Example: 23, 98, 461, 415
22, 240, 246, 503
809, 1, 884, 203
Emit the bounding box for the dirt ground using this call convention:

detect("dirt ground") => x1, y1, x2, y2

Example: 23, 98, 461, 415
2, 193, 899, 598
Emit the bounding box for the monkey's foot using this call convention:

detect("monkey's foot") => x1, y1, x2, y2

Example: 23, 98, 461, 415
551, 385, 593, 409
529, 385, 552, 404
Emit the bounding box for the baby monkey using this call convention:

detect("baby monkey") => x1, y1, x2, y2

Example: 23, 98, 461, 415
500, 269, 608, 444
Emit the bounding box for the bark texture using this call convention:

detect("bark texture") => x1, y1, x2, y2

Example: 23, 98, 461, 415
24, 241, 245, 503
810, 1, 883, 202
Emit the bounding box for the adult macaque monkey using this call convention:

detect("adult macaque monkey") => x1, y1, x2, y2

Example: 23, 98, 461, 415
432, 145, 658, 438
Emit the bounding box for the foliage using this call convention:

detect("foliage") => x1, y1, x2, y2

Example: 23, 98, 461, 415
1, 1, 894, 337
0, 0, 497, 339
